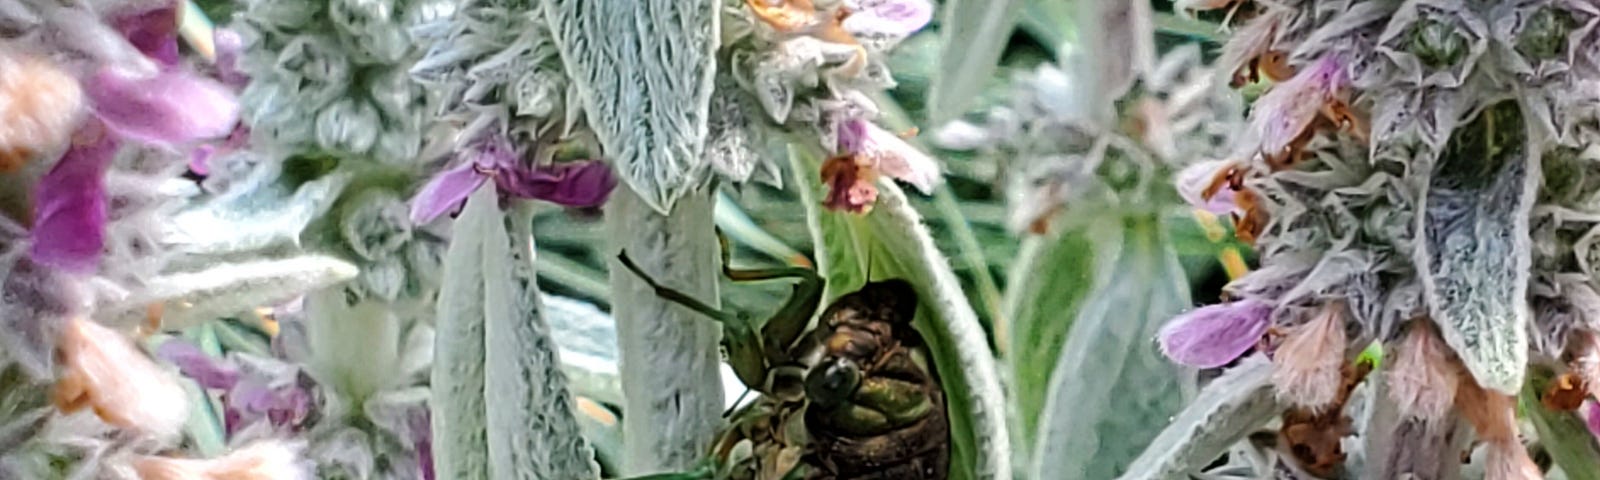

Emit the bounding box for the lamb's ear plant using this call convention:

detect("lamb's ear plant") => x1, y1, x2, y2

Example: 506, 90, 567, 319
933, 1, 1245, 477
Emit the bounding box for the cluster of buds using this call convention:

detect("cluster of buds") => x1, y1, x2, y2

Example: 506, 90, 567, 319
232, 0, 452, 165
723, 0, 941, 213
1159, 0, 1600, 476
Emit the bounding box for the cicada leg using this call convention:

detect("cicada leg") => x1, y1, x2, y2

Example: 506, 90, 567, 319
617, 251, 768, 391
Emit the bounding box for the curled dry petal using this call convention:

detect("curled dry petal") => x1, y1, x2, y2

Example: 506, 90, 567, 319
821, 154, 879, 213
1385, 321, 1458, 423
1271, 301, 1348, 410
1570, 330, 1600, 401
1485, 439, 1543, 480
1157, 299, 1272, 368
85, 67, 240, 146
1174, 159, 1239, 215
53, 316, 190, 442
30, 128, 118, 274
131, 439, 311, 480
0, 48, 85, 172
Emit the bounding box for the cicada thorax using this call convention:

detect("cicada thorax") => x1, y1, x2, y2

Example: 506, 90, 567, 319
798, 279, 949, 480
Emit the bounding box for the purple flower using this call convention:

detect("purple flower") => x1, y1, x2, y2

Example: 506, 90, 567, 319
157, 339, 316, 436
29, 129, 118, 274
409, 133, 617, 224
85, 67, 240, 147
23, 2, 241, 273
412, 409, 434, 480
1585, 401, 1600, 440
1157, 299, 1274, 368
109, 1, 181, 68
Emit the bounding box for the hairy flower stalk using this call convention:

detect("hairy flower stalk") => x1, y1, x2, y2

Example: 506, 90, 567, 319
1149, 0, 1600, 475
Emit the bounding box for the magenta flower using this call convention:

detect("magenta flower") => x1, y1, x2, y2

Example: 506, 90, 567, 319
1157, 299, 1274, 368
25, 1, 239, 273
158, 339, 316, 436
409, 133, 617, 224
1585, 401, 1600, 440
30, 130, 119, 274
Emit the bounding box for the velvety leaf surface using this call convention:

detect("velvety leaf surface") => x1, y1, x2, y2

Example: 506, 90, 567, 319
1115, 355, 1281, 480
543, 0, 719, 213
1031, 214, 1191, 480
1418, 101, 1537, 394
927, 0, 1024, 124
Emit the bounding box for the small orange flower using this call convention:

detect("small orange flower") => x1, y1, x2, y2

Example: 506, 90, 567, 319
53, 316, 190, 442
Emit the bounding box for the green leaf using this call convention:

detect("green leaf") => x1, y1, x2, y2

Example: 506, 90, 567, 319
1522, 367, 1600, 480
926, 0, 1025, 124
1419, 101, 1536, 394
1030, 214, 1192, 480
543, 0, 720, 213
432, 185, 601, 479
791, 145, 1011, 480
1116, 355, 1281, 480
1000, 228, 1095, 466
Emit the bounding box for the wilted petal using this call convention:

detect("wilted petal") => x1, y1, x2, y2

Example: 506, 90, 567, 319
1174, 159, 1239, 215
130, 439, 310, 480
409, 163, 487, 224
821, 155, 879, 213
858, 122, 940, 193
1457, 374, 1541, 479
0, 48, 86, 172
156, 339, 240, 390
86, 67, 240, 146
497, 160, 619, 208
1385, 321, 1458, 423
842, 0, 934, 49
1157, 299, 1272, 368
53, 316, 190, 441
30, 130, 118, 274
110, 1, 180, 67
1271, 301, 1348, 410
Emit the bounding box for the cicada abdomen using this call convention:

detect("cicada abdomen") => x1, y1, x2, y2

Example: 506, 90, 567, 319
801, 279, 949, 480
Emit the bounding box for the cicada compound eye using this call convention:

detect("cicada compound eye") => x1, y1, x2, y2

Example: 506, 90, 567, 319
805, 357, 862, 408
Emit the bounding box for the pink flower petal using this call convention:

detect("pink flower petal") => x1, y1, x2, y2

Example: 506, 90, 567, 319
843, 0, 935, 40
837, 117, 869, 154
213, 28, 250, 88
1158, 299, 1274, 368
110, 1, 181, 67
1175, 159, 1238, 215
821, 155, 878, 214
409, 162, 489, 224
498, 160, 618, 208
86, 68, 240, 146
1249, 55, 1348, 156
861, 123, 940, 193
30, 131, 119, 274
1585, 401, 1600, 440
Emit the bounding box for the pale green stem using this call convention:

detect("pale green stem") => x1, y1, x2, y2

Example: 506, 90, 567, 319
606, 187, 725, 475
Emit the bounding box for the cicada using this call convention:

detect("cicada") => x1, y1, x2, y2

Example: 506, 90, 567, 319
618, 236, 949, 480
